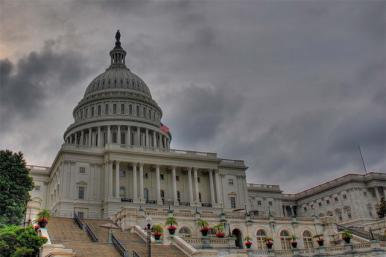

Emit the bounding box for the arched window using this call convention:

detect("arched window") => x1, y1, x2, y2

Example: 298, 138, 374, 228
144, 188, 149, 202
120, 186, 126, 198
280, 230, 291, 250
256, 229, 266, 249
179, 227, 191, 238
303, 231, 313, 249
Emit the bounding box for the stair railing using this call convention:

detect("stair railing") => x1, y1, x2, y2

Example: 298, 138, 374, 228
84, 223, 98, 242
111, 233, 129, 257
73, 212, 83, 230
337, 224, 371, 240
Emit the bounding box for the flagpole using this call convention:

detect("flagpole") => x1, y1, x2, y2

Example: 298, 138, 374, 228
358, 144, 367, 174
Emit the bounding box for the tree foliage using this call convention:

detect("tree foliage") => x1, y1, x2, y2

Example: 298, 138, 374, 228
377, 197, 386, 218
0, 150, 34, 225
0, 225, 47, 257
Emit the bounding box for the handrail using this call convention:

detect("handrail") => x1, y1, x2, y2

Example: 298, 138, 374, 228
84, 223, 98, 242
337, 224, 371, 240
73, 212, 83, 230
111, 233, 129, 257
132, 251, 141, 257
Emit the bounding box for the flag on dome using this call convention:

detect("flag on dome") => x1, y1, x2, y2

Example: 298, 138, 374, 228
160, 123, 170, 134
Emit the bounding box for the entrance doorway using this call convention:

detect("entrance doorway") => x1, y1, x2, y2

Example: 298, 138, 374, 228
232, 228, 243, 249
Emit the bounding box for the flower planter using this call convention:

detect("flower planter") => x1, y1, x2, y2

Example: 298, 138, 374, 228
291, 241, 298, 248
38, 218, 48, 228
343, 237, 351, 244
200, 227, 209, 236
245, 241, 252, 249
266, 242, 273, 249
154, 233, 162, 240
216, 232, 225, 238
167, 226, 176, 235
317, 239, 324, 247
33, 225, 40, 231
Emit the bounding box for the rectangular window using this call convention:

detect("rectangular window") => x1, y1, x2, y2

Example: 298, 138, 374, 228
343, 194, 347, 199
145, 173, 148, 179
318, 202, 322, 207
228, 179, 234, 185
119, 170, 126, 177
197, 177, 200, 183
105, 104, 109, 114
112, 132, 117, 143
121, 133, 125, 144
78, 211, 84, 219
160, 174, 164, 180
91, 107, 94, 117
334, 197, 339, 202
176, 176, 179, 181
326, 200, 330, 204
35, 185, 41, 191
79, 167, 86, 174
98, 105, 101, 116
113, 104, 117, 114
230, 197, 236, 208
121, 104, 124, 114
257, 201, 262, 206
85, 108, 88, 118
129, 104, 132, 115
268, 201, 273, 206
78, 186, 85, 199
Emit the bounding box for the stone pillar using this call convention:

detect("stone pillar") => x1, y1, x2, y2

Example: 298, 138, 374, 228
374, 187, 381, 201
117, 126, 121, 145
75, 133, 78, 145
194, 168, 199, 204
209, 169, 215, 206
133, 163, 138, 202
115, 161, 120, 198
80, 130, 84, 145
215, 171, 222, 206
145, 129, 149, 147
127, 126, 131, 146
172, 166, 178, 205
97, 127, 102, 147
158, 133, 162, 149
156, 165, 161, 204
88, 128, 92, 147
137, 127, 141, 146
163, 136, 166, 149
108, 161, 113, 199
107, 126, 111, 144
188, 167, 194, 206
153, 131, 157, 148
139, 163, 144, 202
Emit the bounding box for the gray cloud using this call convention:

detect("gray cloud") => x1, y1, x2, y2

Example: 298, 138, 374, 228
0, 0, 384, 192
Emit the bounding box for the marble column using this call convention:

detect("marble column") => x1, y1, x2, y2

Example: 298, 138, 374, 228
188, 167, 194, 205
97, 127, 101, 147
108, 161, 113, 199
209, 169, 215, 206
107, 126, 111, 144
117, 126, 121, 145
75, 133, 78, 145
139, 163, 144, 202
80, 130, 84, 145
145, 129, 149, 147
137, 127, 141, 146
133, 163, 138, 202
158, 133, 162, 149
215, 171, 222, 206
156, 165, 161, 204
172, 166, 178, 205
88, 128, 92, 147
194, 168, 199, 204
115, 161, 120, 198
153, 131, 157, 148
127, 126, 131, 146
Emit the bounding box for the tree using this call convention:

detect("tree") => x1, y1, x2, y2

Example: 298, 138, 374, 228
376, 197, 386, 218
0, 225, 47, 257
0, 150, 34, 225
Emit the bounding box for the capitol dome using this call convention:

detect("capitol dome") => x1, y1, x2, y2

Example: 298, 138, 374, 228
63, 31, 171, 150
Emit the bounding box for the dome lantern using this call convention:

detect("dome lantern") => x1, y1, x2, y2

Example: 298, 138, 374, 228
109, 30, 126, 68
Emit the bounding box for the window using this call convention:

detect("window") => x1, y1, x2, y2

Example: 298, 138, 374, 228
334, 197, 339, 202
34, 185, 41, 191
176, 176, 179, 181
198, 192, 202, 202
326, 199, 330, 204
304, 207, 307, 212
303, 231, 314, 249
112, 132, 117, 143
129, 104, 132, 115
119, 170, 126, 177
177, 191, 181, 202
136, 105, 139, 116
91, 107, 94, 117
98, 105, 101, 116
230, 197, 236, 208
280, 230, 291, 250
197, 177, 200, 183
121, 133, 125, 144
144, 188, 149, 202
121, 104, 124, 114
343, 194, 347, 199
228, 179, 234, 185
77, 211, 84, 219
268, 201, 273, 206
145, 173, 148, 179
318, 202, 322, 207
120, 186, 126, 197
78, 186, 86, 199
363, 191, 367, 197
79, 167, 86, 174
256, 229, 266, 249
160, 174, 164, 180
179, 227, 191, 238
258, 201, 262, 206
105, 104, 109, 114
113, 104, 117, 114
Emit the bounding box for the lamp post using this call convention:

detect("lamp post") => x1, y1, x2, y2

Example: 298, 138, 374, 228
146, 216, 152, 257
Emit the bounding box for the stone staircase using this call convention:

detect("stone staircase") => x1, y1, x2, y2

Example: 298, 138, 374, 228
84, 219, 187, 257
47, 217, 121, 257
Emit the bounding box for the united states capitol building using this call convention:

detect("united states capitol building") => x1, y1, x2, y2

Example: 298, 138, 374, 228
28, 32, 386, 257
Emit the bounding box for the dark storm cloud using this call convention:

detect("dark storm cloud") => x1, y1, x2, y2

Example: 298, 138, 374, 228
0, 0, 384, 192
0, 40, 91, 130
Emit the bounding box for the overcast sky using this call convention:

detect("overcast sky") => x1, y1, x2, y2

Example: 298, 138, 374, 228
0, 0, 385, 192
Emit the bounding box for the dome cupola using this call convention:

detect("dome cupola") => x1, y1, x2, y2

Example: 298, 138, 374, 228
63, 31, 171, 150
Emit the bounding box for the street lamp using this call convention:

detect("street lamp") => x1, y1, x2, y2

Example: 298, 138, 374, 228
145, 216, 152, 257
